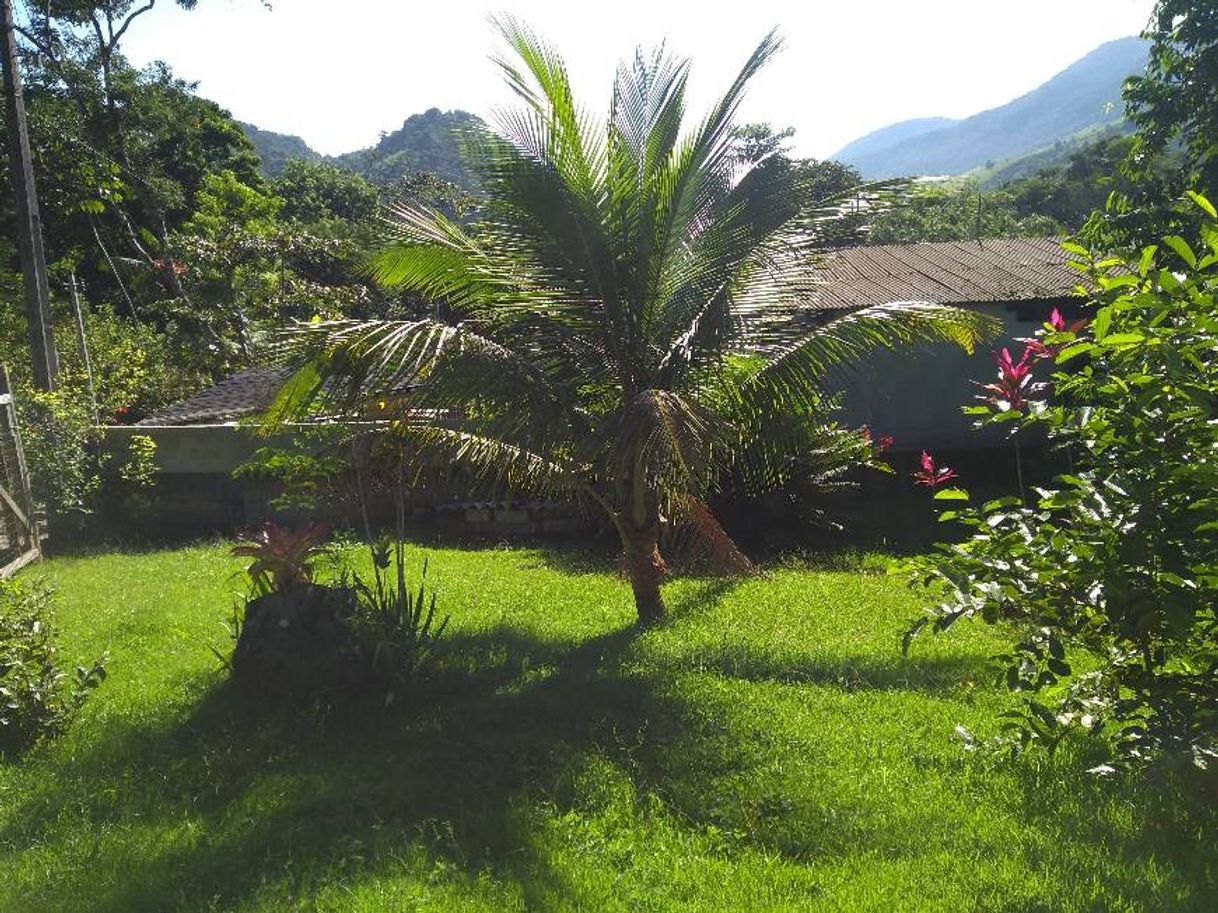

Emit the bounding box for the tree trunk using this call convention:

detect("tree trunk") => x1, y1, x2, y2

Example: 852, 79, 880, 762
623, 517, 668, 626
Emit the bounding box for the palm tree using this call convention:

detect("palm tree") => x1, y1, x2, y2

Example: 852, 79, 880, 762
269, 20, 996, 625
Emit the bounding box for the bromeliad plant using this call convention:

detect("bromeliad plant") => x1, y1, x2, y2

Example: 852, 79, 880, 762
268, 20, 994, 624
232, 520, 331, 596
906, 194, 1218, 770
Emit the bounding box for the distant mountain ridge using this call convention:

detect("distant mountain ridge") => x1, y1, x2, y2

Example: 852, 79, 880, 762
833, 37, 1150, 179
237, 122, 321, 176
241, 108, 480, 186
832, 117, 958, 166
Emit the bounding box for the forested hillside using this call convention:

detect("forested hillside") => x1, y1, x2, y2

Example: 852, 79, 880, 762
236, 122, 322, 176
241, 108, 479, 187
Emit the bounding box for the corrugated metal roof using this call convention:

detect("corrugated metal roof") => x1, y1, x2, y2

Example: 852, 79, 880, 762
137, 366, 289, 426
138, 238, 1083, 426
812, 237, 1082, 310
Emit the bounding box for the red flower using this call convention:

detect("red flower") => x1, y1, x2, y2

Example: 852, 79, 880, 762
862, 426, 895, 454
913, 450, 957, 488
979, 346, 1039, 412
1022, 308, 1089, 362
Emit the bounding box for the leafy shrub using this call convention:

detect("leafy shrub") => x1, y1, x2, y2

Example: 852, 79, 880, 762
0, 577, 106, 758
906, 194, 1218, 770
347, 536, 449, 703
4, 302, 178, 534
233, 423, 354, 513
17, 387, 160, 537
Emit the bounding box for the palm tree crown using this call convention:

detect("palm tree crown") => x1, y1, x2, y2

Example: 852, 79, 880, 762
270, 19, 996, 623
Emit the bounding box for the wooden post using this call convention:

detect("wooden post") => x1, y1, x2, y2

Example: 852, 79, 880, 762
0, 363, 40, 563
1, 0, 58, 392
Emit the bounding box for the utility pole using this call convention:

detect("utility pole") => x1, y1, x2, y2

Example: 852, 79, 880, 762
1, 0, 58, 391
67, 273, 98, 422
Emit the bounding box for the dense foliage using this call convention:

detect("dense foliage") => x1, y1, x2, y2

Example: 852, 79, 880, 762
1125, 0, 1218, 192
331, 108, 481, 188
907, 196, 1218, 769
866, 181, 1062, 245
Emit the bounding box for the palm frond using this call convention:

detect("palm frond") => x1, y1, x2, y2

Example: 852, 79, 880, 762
665, 494, 754, 575
610, 388, 719, 494
742, 302, 999, 415
402, 424, 600, 511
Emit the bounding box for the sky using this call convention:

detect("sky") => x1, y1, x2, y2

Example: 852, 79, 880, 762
121, 0, 1156, 159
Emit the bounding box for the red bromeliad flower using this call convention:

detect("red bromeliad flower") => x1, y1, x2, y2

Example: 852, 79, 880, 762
913, 450, 957, 488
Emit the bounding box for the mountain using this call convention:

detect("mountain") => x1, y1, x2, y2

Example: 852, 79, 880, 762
237, 122, 321, 176
969, 121, 1134, 188
833, 36, 1150, 179
332, 108, 481, 187
240, 108, 481, 187
832, 117, 958, 166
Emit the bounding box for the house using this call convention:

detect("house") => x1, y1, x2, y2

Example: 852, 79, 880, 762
106, 236, 1084, 533
811, 237, 1084, 450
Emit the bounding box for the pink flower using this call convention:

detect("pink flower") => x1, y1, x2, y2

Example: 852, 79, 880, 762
979, 346, 1039, 412
913, 450, 958, 488
1022, 308, 1089, 363
862, 426, 894, 454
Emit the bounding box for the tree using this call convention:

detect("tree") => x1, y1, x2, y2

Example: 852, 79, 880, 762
271, 21, 994, 624
867, 181, 1062, 245
907, 196, 1218, 769
1004, 135, 1139, 231
1124, 0, 1218, 191
731, 122, 871, 246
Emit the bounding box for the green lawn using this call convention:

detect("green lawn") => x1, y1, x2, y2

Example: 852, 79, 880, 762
0, 542, 1213, 912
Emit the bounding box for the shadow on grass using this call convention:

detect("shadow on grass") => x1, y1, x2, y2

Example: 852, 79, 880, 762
670, 644, 993, 693
0, 625, 659, 911
3, 611, 1215, 911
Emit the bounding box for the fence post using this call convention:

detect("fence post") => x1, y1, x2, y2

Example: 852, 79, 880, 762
0, 363, 41, 564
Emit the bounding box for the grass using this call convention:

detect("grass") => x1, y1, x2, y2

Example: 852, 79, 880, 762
0, 540, 1214, 911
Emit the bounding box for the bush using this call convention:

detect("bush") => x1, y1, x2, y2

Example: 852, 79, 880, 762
906, 194, 1218, 770
347, 535, 449, 705
19, 388, 160, 537
0, 577, 106, 758
229, 522, 448, 701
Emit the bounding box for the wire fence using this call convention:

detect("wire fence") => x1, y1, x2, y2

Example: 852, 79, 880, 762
0, 365, 40, 577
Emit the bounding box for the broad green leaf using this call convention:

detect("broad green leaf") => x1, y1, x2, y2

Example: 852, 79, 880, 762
1186, 190, 1217, 219
934, 488, 969, 501
1138, 245, 1157, 277
1092, 308, 1111, 341
1057, 341, 1094, 363
1162, 235, 1198, 269
1101, 332, 1145, 347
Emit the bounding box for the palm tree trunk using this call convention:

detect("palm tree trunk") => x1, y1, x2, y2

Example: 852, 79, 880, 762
623, 479, 672, 623
624, 519, 668, 624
